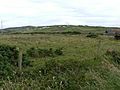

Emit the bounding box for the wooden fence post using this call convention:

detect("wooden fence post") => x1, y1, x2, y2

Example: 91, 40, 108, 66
18, 48, 23, 71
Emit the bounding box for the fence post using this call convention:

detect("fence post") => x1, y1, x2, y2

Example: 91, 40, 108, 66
18, 48, 23, 71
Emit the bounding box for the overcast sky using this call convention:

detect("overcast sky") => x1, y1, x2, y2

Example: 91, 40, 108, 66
0, 0, 120, 28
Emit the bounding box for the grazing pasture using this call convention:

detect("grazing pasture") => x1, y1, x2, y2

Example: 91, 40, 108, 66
0, 25, 120, 89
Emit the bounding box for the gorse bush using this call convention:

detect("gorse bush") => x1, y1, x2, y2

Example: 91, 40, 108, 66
0, 44, 19, 66
0, 44, 30, 79
0, 45, 18, 78
26, 47, 63, 58
86, 32, 98, 38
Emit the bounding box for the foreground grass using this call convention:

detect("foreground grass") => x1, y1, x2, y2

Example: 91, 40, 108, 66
0, 34, 120, 89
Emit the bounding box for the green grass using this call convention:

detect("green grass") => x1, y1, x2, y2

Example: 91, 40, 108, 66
0, 27, 120, 89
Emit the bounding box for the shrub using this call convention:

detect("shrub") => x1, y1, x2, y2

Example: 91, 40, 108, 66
26, 47, 39, 57
0, 55, 14, 79
0, 45, 18, 78
0, 44, 30, 79
86, 32, 98, 38
62, 31, 81, 34
22, 54, 31, 67
114, 34, 120, 40
0, 44, 19, 66
54, 48, 63, 55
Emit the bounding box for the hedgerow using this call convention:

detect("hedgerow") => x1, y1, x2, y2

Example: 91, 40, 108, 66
0, 44, 30, 79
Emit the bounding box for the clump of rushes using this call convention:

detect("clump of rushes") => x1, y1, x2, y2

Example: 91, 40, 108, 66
86, 32, 98, 38
106, 48, 120, 64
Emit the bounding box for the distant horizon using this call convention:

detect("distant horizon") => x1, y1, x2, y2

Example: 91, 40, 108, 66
1, 21, 120, 29
1, 24, 120, 30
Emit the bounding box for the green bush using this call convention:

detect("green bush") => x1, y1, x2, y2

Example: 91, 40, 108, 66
22, 54, 31, 67
0, 44, 19, 65
114, 34, 120, 40
0, 45, 18, 78
0, 44, 30, 79
86, 32, 98, 38
62, 31, 81, 34
54, 48, 63, 55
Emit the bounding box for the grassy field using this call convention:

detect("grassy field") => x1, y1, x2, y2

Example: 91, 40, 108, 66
1, 26, 120, 89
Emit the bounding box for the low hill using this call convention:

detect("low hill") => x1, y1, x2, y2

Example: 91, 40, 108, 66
0, 25, 111, 34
